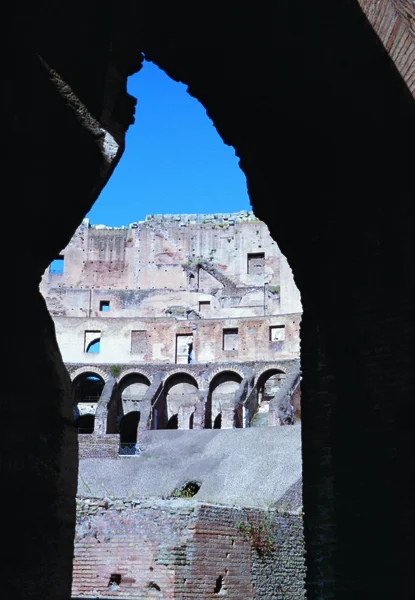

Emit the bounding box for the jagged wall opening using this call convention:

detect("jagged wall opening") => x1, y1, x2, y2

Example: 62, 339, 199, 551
2, 3, 415, 599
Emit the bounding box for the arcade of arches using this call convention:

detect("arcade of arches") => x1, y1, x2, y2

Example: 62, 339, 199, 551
70, 363, 294, 445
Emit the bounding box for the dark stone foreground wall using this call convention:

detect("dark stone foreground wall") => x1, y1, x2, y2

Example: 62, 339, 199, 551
1, 2, 415, 599
73, 498, 305, 599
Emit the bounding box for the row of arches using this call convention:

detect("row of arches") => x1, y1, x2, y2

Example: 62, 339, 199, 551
69, 363, 281, 390
72, 367, 288, 439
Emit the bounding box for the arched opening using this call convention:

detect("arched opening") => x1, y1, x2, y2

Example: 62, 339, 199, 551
162, 373, 199, 430
253, 369, 286, 428
72, 372, 105, 434
119, 411, 141, 455
257, 370, 286, 405
8, 7, 414, 598
207, 371, 243, 429
41, 53, 301, 593
72, 373, 105, 404
111, 373, 150, 435
189, 412, 194, 429
118, 373, 150, 413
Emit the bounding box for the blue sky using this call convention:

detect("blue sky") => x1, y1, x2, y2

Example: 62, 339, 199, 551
86, 61, 251, 227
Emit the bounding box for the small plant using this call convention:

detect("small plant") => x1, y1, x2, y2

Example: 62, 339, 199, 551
171, 481, 201, 499
127, 237, 133, 243
237, 513, 275, 555
109, 364, 121, 378
268, 285, 280, 295
79, 473, 95, 496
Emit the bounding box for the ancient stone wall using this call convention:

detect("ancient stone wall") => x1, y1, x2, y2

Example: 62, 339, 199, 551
40, 212, 301, 322
41, 214, 301, 399
55, 313, 301, 365
69, 359, 299, 447
72, 498, 305, 599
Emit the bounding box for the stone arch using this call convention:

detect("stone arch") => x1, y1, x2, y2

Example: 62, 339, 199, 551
117, 367, 153, 383
254, 364, 287, 386
256, 368, 287, 400
5, 5, 414, 598
163, 372, 199, 428
70, 365, 110, 383
206, 370, 243, 429
72, 372, 105, 406
205, 365, 246, 387
162, 367, 202, 389
117, 372, 151, 417
163, 371, 199, 391
252, 368, 287, 427
72, 371, 106, 433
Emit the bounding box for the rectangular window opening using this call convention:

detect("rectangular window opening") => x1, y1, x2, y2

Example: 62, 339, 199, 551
49, 255, 64, 274
247, 252, 265, 274
199, 300, 211, 313
223, 328, 238, 351
270, 325, 285, 342
84, 330, 101, 353
100, 301, 110, 312
176, 334, 193, 364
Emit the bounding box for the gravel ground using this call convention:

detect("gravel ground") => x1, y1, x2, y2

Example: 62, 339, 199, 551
78, 425, 302, 509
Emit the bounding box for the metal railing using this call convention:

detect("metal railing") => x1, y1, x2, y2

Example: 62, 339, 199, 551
119, 443, 140, 456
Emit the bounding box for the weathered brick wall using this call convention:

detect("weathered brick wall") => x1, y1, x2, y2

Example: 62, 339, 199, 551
358, 0, 415, 96
72, 499, 305, 599
73, 499, 197, 598
193, 505, 305, 600
78, 435, 120, 459
54, 312, 301, 365
249, 513, 305, 599
180, 506, 254, 599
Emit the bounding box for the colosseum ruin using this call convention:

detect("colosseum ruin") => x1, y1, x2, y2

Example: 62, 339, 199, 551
41, 210, 302, 456
40, 210, 304, 598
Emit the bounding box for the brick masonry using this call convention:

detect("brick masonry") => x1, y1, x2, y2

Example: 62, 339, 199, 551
358, 0, 415, 96
72, 499, 305, 599
78, 435, 120, 459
